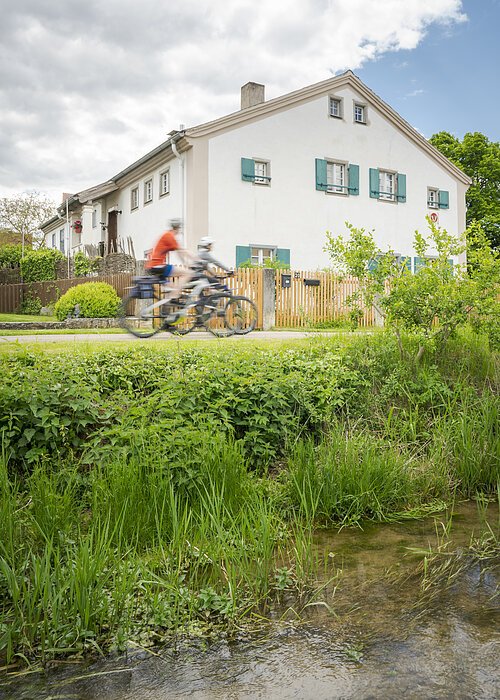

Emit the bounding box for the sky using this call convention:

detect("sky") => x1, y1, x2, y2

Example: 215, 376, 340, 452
0, 0, 498, 206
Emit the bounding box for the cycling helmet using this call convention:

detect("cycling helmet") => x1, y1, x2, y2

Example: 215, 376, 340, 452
170, 218, 182, 230
198, 236, 215, 250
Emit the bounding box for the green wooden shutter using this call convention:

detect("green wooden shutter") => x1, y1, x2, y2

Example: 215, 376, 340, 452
315, 158, 328, 191
235, 245, 251, 267
396, 173, 406, 202
276, 248, 290, 268
438, 190, 449, 209
241, 158, 255, 182
348, 163, 359, 195
369, 168, 379, 198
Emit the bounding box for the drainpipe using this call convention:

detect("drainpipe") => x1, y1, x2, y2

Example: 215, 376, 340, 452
171, 132, 186, 246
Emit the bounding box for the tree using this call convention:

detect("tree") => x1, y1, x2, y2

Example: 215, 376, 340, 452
0, 191, 57, 252
429, 131, 500, 248
325, 219, 500, 363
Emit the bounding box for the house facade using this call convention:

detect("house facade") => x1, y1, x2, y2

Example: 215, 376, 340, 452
42, 71, 470, 271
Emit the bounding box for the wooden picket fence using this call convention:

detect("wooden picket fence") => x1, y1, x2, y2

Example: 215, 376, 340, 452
0, 268, 376, 329
274, 270, 376, 328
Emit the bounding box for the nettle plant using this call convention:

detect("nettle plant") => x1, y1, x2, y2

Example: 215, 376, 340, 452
325, 218, 500, 362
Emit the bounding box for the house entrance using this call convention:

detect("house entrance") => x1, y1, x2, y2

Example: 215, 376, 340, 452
107, 211, 118, 253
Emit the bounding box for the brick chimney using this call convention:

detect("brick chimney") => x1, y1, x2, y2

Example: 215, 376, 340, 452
241, 82, 265, 109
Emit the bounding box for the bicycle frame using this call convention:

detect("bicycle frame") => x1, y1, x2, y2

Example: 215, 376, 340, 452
140, 275, 213, 316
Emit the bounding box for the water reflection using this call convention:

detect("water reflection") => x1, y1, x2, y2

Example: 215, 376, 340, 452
2, 502, 498, 700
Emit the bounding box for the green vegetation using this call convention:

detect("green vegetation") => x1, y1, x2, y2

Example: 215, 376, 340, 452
54, 282, 121, 320
430, 131, 500, 248
0, 313, 58, 323
325, 219, 500, 359
0, 333, 498, 667
20, 248, 65, 282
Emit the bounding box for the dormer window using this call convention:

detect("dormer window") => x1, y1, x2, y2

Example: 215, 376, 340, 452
354, 103, 366, 124
329, 96, 342, 118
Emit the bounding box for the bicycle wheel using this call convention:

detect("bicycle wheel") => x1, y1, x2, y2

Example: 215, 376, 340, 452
163, 300, 199, 335
118, 288, 165, 338
202, 294, 235, 337
225, 296, 258, 334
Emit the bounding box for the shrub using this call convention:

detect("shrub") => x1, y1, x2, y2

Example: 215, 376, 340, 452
0, 244, 23, 269
74, 251, 101, 277
19, 292, 42, 315
20, 249, 65, 282
54, 282, 121, 320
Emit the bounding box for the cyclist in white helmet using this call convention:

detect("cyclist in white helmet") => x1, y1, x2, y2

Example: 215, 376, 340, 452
196, 236, 233, 278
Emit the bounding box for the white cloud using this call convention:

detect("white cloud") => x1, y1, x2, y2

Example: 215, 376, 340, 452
0, 0, 466, 203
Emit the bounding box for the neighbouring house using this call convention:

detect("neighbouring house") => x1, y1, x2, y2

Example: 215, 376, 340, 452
41, 71, 471, 271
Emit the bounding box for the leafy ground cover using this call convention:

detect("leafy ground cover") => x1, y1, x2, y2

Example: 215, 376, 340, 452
0, 331, 498, 667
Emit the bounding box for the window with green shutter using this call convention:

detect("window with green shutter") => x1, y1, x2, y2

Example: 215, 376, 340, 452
316, 158, 359, 195
241, 158, 271, 184
370, 168, 406, 203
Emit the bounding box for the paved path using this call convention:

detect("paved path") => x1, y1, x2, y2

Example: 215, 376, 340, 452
0, 330, 335, 344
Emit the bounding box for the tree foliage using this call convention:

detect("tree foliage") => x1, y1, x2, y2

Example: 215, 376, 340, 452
0, 191, 57, 250
20, 249, 65, 282
325, 219, 500, 362
429, 131, 500, 248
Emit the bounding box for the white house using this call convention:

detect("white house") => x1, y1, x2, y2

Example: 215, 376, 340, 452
42, 71, 470, 272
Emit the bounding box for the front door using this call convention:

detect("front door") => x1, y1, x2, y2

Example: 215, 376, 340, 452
107, 211, 118, 253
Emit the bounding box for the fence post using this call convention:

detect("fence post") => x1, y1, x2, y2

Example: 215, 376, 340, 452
261, 268, 276, 330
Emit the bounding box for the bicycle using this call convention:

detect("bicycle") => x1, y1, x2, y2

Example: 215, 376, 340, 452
118, 272, 258, 339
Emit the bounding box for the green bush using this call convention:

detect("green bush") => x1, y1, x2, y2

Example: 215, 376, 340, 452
54, 282, 121, 320
74, 251, 101, 277
20, 249, 65, 282
0, 244, 23, 269
19, 292, 42, 315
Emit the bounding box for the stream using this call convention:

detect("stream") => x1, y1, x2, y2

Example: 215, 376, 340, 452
1, 501, 498, 700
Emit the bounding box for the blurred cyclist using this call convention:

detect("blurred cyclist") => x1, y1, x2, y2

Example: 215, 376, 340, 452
145, 218, 196, 300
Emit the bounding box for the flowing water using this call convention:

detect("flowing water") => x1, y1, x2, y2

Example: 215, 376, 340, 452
2, 501, 498, 700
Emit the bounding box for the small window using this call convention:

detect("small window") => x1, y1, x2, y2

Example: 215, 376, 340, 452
354, 103, 366, 124
427, 188, 439, 209
379, 171, 396, 201
144, 179, 153, 204
251, 246, 275, 265
254, 160, 270, 185
329, 96, 342, 118
59, 228, 65, 253
241, 158, 271, 184
159, 170, 170, 197
130, 186, 139, 210
92, 208, 97, 228
51, 233, 56, 248
326, 161, 347, 194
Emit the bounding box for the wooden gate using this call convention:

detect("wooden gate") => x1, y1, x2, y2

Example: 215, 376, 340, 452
275, 270, 375, 328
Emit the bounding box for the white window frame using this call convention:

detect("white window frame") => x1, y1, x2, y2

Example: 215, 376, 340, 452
130, 186, 139, 211
254, 160, 271, 186
427, 187, 439, 209
326, 160, 348, 195
92, 208, 97, 228
250, 245, 276, 265
379, 170, 396, 202
354, 102, 366, 124
329, 96, 342, 119
159, 169, 170, 197
144, 178, 153, 204
51, 232, 56, 248
59, 228, 65, 253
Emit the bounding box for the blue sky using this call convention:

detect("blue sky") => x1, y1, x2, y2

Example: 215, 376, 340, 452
357, 0, 500, 140
0, 0, 497, 204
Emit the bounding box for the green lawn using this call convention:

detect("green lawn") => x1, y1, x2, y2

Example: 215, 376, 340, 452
0, 313, 58, 322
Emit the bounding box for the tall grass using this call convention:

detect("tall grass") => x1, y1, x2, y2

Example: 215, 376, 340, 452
0, 331, 498, 666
